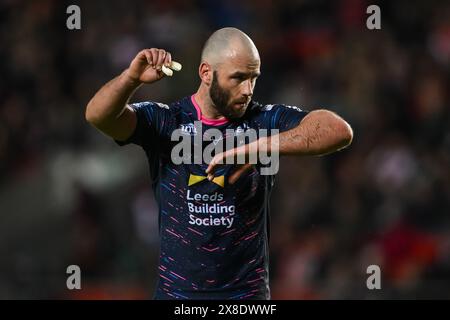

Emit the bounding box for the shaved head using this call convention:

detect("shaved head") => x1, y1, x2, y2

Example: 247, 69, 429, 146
196, 28, 261, 121
201, 27, 260, 67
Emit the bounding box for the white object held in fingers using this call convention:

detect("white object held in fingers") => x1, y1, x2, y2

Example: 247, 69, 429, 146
161, 65, 173, 76
170, 61, 182, 71
161, 60, 182, 77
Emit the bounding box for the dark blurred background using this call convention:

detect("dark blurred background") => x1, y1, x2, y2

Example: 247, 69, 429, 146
0, 0, 449, 299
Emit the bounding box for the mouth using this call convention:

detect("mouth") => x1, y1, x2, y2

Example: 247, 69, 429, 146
234, 100, 249, 108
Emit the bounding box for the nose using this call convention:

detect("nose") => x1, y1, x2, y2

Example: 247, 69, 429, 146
241, 79, 253, 97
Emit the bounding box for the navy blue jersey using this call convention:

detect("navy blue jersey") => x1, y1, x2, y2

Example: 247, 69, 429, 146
117, 95, 308, 299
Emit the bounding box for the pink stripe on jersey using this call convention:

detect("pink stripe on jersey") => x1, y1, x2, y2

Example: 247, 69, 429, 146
191, 94, 229, 126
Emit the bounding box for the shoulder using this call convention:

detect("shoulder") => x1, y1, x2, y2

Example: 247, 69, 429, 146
129, 99, 184, 117
246, 101, 305, 116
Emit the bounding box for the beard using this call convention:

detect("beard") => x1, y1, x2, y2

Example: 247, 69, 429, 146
209, 71, 247, 120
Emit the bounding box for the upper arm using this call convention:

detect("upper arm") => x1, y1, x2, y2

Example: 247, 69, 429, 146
95, 105, 137, 142
114, 101, 172, 148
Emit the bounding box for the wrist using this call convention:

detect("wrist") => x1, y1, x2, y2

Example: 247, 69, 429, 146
121, 69, 143, 88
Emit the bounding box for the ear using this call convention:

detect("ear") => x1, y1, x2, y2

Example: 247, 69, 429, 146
199, 62, 212, 86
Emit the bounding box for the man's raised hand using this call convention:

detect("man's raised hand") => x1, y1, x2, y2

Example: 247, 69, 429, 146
125, 48, 181, 84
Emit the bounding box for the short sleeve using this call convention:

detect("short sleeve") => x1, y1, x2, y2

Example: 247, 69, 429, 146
115, 101, 171, 148
258, 103, 309, 132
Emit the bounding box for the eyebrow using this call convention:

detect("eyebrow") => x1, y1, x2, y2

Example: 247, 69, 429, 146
230, 71, 261, 78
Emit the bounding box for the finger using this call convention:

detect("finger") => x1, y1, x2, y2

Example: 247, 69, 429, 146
149, 48, 160, 69
161, 52, 174, 76
206, 154, 222, 177
143, 49, 154, 67
156, 49, 166, 71
205, 161, 215, 175
229, 164, 254, 184
164, 52, 172, 68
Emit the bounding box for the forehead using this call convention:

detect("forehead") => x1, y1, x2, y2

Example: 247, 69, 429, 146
219, 50, 261, 74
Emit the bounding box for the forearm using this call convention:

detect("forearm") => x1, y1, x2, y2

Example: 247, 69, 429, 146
206, 109, 353, 179
85, 69, 141, 127
275, 109, 353, 156
239, 109, 353, 158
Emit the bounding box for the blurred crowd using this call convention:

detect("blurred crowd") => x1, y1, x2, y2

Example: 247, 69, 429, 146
0, 0, 449, 299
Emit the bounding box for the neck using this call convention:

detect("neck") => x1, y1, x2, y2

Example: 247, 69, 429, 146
194, 84, 226, 120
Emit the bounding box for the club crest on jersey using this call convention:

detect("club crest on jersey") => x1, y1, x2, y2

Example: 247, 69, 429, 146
179, 123, 198, 135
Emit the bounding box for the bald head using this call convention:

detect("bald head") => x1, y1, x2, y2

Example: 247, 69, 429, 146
197, 28, 261, 121
201, 27, 260, 67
